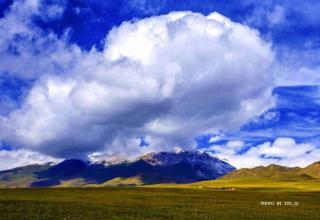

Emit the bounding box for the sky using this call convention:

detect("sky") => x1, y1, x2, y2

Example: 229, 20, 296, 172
0, 0, 320, 170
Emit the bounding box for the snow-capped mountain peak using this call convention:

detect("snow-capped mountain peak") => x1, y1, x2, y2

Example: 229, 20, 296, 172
139, 150, 235, 178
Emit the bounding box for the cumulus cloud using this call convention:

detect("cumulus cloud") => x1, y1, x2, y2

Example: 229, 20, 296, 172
0, 10, 274, 159
211, 138, 320, 168
0, 148, 61, 170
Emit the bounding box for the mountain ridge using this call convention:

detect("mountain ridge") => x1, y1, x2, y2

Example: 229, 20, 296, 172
1, 151, 319, 188
220, 163, 320, 181
0, 150, 235, 188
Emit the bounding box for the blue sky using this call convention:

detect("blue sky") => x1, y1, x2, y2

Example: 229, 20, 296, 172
0, 0, 319, 169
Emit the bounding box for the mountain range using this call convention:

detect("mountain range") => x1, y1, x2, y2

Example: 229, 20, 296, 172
0, 151, 235, 188
188, 161, 320, 191
1, 150, 319, 188
220, 162, 320, 181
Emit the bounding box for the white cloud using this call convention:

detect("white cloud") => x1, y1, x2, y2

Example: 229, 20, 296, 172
273, 46, 320, 86
212, 138, 320, 168
209, 135, 221, 143
226, 140, 244, 148
245, 5, 286, 28
267, 5, 285, 26
40, 3, 66, 21
0, 11, 275, 158
0, 0, 75, 80
242, 2, 320, 87
0, 149, 61, 170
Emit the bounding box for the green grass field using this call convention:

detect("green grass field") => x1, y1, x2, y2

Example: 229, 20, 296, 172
0, 187, 319, 220
149, 178, 320, 192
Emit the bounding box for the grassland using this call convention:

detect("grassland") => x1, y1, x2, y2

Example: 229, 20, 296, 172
149, 178, 320, 192
190, 178, 320, 192
0, 187, 319, 220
